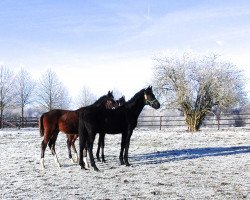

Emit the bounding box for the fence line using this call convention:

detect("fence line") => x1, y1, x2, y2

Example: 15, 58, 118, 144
138, 113, 250, 130
0, 113, 250, 129
0, 117, 38, 128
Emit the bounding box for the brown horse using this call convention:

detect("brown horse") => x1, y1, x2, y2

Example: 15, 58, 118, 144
39, 91, 117, 169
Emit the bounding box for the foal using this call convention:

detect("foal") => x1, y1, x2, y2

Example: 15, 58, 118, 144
78, 86, 160, 171
39, 91, 117, 169
96, 96, 126, 162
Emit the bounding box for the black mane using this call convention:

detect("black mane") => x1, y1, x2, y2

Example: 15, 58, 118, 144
92, 93, 112, 106
126, 88, 145, 105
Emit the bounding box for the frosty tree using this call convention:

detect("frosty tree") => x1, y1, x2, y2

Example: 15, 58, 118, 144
14, 68, 35, 125
36, 69, 71, 111
76, 86, 96, 107
0, 66, 15, 127
153, 53, 247, 132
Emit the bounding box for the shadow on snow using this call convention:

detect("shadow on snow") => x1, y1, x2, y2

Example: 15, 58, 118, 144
132, 146, 250, 165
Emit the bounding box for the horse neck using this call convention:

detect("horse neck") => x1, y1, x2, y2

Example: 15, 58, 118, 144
126, 94, 145, 118
75, 98, 108, 113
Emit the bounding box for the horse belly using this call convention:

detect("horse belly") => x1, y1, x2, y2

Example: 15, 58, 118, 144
101, 118, 126, 134
59, 120, 78, 135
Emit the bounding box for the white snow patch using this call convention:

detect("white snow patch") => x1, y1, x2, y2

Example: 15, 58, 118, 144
0, 127, 249, 199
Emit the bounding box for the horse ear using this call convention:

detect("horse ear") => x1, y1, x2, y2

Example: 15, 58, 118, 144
146, 86, 152, 91
108, 90, 114, 98
108, 91, 111, 96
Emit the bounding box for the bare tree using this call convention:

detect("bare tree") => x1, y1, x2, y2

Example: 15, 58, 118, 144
0, 66, 15, 128
14, 68, 35, 126
153, 53, 247, 132
76, 86, 96, 107
36, 69, 71, 111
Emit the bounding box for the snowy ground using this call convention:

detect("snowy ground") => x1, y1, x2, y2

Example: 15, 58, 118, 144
0, 127, 249, 200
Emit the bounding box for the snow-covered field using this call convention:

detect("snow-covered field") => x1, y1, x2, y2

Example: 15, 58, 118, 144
0, 127, 249, 200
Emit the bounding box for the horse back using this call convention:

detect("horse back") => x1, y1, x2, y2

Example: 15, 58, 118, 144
41, 109, 69, 133
58, 110, 79, 134
82, 107, 137, 134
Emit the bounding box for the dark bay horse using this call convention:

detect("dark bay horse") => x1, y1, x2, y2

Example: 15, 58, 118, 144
39, 91, 117, 169
96, 96, 126, 162
67, 96, 126, 164
78, 86, 160, 171
66, 96, 126, 163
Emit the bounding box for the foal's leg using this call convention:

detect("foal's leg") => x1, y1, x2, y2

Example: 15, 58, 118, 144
119, 133, 126, 165
67, 135, 78, 163
96, 133, 106, 162
67, 137, 73, 162
83, 148, 89, 169
48, 133, 61, 168
124, 131, 133, 166
40, 129, 51, 169
79, 130, 88, 170
87, 133, 99, 171
96, 134, 101, 162
71, 142, 79, 163
40, 140, 47, 169
79, 140, 85, 169
100, 133, 106, 163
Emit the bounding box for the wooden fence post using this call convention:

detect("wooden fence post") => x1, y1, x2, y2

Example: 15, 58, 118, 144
160, 116, 162, 130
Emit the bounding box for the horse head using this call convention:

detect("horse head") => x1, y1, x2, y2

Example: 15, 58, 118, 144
93, 91, 118, 109
104, 91, 118, 109
144, 86, 160, 109
116, 96, 126, 106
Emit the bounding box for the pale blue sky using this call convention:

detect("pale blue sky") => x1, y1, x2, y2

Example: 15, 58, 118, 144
0, 0, 250, 103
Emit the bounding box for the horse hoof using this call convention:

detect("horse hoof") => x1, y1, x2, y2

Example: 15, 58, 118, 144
71, 159, 78, 164
80, 164, 90, 170
120, 159, 125, 165
40, 165, 45, 170
94, 167, 99, 172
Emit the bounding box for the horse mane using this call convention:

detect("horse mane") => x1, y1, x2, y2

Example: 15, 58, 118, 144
77, 91, 114, 112
124, 86, 152, 108
92, 91, 114, 106
126, 88, 147, 105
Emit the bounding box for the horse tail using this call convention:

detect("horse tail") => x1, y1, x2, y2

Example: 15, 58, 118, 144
39, 114, 44, 137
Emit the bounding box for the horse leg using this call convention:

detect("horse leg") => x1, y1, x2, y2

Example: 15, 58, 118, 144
83, 148, 89, 169
67, 135, 79, 163
100, 133, 106, 163
96, 134, 101, 162
67, 137, 74, 163
40, 140, 47, 169
119, 133, 126, 165
96, 133, 106, 162
79, 140, 85, 169
87, 133, 99, 171
124, 131, 133, 166
48, 133, 61, 168
79, 129, 88, 170
71, 140, 79, 163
